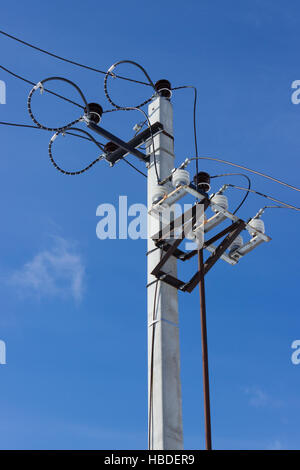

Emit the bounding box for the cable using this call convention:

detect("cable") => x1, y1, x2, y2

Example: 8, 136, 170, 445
227, 184, 300, 212
148, 249, 164, 450
102, 104, 159, 183
127, 106, 159, 183
2, 61, 159, 182
122, 158, 147, 178
172, 85, 198, 158
0, 30, 152, 87
133, 119, 148, 136
27, 76, 89, 132
261, 205, 288, 211
0, 121, 147, 178
172, 86, 199, 194
148, 278, 159, 450
48, 127, 104, 175
0, 120, 105, 147
104, 60, 156, 111
102, 61, 157, 175
210, 173, 251, 214
188, 156, 300, 194
0, 64, 84, 109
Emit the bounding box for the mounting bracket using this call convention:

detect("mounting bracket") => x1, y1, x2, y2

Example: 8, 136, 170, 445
87, 121, 164, 164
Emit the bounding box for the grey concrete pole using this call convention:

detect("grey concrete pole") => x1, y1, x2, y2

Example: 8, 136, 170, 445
147, 95, 184, 450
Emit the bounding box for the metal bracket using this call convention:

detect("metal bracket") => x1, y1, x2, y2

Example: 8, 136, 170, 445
150, 197, 249, 293
88, 121, 164, 165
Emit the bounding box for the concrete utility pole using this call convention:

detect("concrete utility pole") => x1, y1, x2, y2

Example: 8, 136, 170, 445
147, 94, 184, 450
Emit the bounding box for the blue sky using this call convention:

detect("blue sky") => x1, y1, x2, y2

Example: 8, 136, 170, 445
0, 0, 299, 450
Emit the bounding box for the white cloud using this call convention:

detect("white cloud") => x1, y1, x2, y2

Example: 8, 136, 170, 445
266, 440, 283, 450
8, 237, 85, 302
244, 386, 269, 407
243, 386, 284, 408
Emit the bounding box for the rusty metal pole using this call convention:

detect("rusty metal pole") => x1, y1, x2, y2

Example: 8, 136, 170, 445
197, 248, 212, 450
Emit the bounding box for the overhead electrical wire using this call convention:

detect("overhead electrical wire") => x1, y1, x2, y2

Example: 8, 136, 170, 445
99, 105, 157, 179
0, 62, 139, 116
104, 61, 159, 182
104, 60, 156, 110
172, 85, 198, 159
27, 76, 89, 131
0, 64, 148, 178
227, 184, 300, 212
171, 85, 199, 193
3, 31, 298, 194
261, 205, 288, 211
48, 127, 105, 175
121, 158, 147, 178
1, 64, 196, 184
0, 62, 152, 178
116, 105, 158, 182
210, 173, 251, 214
0, 120, 105, 146
188, 156, 300, 194
0, 121, 146, 178
0, 64, 84, 109
0, 30, 152, 87
6, 29, 296, 193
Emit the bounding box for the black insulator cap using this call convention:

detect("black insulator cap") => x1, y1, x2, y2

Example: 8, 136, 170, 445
193, 171, 211, 192
104, 141, 119, 154
155, 79, 172, 99
84, 102, 103, 124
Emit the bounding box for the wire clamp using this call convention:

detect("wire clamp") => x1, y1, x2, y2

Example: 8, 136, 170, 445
107, 65, 117, 79
34, 81, 44, 94
82, 114, 90, 125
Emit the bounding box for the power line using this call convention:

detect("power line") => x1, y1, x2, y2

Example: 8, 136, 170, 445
121, 158, 147, 178
188, 156, 300, 194
0, 63, 152, 178
103, 61, 159, 183
261, 205, 289, 211
172, 85, 198, 158
104, 60, 155, 110
27, 76, 88, 131
0, 66, 196, 184
210, 173, 251, 214
103, 95, 159, 182
0, 63, 137, 116
0, 30, 152, 87
228, 184, 300, 212
48, 127, 104, 175
0, 64, 84, 109
0, 120, 105, 146
0, 121, 146, 178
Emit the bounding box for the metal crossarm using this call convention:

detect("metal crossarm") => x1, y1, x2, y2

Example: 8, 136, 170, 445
183, 219, 246, 293
151, 205, 199, 277
88, 121, 164, 164
181, 219, 245, 261
151, 198, 210, 242
150, 191, 255, 293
